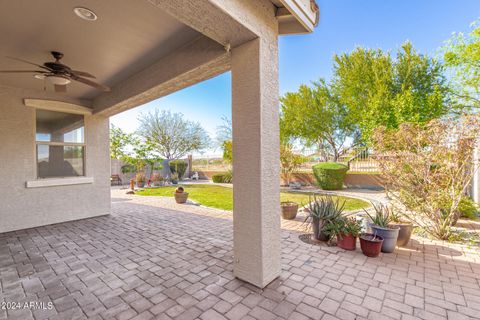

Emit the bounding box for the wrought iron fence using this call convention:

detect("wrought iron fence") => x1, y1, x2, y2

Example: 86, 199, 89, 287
296, 146, 379, 173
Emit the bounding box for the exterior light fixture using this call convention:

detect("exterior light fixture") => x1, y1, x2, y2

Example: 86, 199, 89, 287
73, 7, 98, 21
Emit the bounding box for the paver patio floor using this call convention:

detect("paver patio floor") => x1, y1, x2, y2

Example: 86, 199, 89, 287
1, 189, 480, 320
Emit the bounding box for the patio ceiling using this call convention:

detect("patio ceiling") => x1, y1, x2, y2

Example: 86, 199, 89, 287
0, 0, 201, 100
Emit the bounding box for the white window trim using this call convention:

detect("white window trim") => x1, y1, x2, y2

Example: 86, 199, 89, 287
33, 105, 87, 180
26, 177, 94, 188
24, 99, 93, 115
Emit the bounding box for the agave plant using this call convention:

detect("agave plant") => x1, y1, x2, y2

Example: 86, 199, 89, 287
365, 202, 392, 227
304, 194, 345, 241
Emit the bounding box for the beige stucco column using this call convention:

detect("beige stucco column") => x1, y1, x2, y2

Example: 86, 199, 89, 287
231, 36, 281, 288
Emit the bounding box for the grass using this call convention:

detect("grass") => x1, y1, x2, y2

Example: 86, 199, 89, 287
136, 184, 370, 211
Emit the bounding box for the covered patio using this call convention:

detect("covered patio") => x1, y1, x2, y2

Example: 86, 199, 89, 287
0, 0, 317, 289
1, 191, 479, 320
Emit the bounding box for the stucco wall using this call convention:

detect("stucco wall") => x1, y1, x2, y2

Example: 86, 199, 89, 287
280, 172, 385, 189
0, 87, 110, 233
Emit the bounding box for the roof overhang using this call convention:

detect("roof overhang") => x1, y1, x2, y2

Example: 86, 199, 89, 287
273, 0, 320, 34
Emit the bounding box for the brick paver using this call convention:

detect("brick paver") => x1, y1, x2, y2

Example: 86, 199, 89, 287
0, 189, 479, 319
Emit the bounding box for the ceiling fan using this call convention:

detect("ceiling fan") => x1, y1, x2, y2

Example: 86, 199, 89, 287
0, 51, 110, 93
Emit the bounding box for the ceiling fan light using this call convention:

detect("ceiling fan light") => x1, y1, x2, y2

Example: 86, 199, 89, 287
73, 7, 97, 21
34, 74, 45, 80
48, 76, 71, 85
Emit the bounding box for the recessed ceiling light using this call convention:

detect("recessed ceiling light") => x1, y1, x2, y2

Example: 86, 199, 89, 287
73, 7, 97, 21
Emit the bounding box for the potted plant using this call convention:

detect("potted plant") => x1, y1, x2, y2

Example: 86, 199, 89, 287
170, 173, 179, 185
174, 186, 189, 204
355, 212, 373, 233
304, 194, 344, 242
281, 201, 298, 220
151, 173, 164, 187
359, 233, 384, 257
136, 173, 146, 188
325, 216, 362, 250
389, 209, 413, 247
365, 203, 399, 253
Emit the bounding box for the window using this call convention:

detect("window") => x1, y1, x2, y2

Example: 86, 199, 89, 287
36, 109, 85, 178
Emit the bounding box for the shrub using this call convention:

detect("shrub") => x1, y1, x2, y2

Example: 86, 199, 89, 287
280, 144, 306, 185
312, 162, 348, 190
212, 173, 225, 183
136, 173, 146, 183
170, 173, 179, 182
324, 216, 362, 238
372, 117, 480, 240
151, 173, 163, 182
212, 170, 233, 183
169, 160, 188, 179
458, 197, 478, 219
121, 164, 135, 174
223, 170, 233, 183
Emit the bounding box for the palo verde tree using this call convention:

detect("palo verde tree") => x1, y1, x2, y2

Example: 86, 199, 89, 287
109, 125, 134, 160
443, 19, 480, 110
333, 42, 450, 143
137, 109, 211, 160
280, 80, 358, 161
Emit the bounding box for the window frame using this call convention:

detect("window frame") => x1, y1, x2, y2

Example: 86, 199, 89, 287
34, 109, 87, 179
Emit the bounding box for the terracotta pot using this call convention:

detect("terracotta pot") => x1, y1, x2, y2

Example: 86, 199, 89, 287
371, 225, 399, 253
136, 181, 145, 188
337, 233, 357, 250
389, 222, 413, 247
360, 233, 384, 257
281, 202, 298, 220
174, 192, 189, 204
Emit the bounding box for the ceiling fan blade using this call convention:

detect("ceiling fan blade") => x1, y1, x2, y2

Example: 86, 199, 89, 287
54, 84, 67, 93
70, 70, 96, 78
5, 56, 52, 71
0, 70, 47, 73
72, 75, 110, 92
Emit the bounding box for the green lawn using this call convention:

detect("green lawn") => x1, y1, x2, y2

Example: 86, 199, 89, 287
136, 184, 369, 211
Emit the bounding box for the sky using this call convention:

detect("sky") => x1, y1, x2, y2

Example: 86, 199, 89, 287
110, 0, 480, 154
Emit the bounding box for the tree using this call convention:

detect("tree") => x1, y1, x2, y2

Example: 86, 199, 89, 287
109, 125, 134, 159
215, 115, 232, 149
443, 19, 480, 110
222, 140, 233, 164
333, 42, 450, 142
121, 136, 163, 178
280, 80, 357, 161
215, 115, 233, 165
280, 144, 305, 186
137, 110, 211, 160
372, 116, 480, 240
